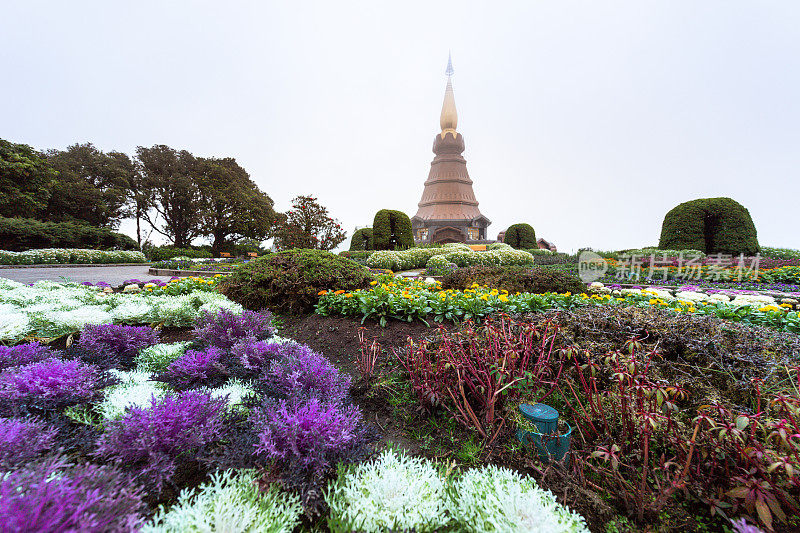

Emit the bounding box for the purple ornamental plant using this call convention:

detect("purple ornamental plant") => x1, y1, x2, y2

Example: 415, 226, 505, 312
0, 417, 58, 468
0, 456, 145, 532
158, 346, 226, 389
78, 324, 160, 369
0, 358, 114, 409
251, 397, 362, 473
0, 342, 56, 370
267, 344, 351, 403
193, 309, 274, 350
95, 391, 227, 492
231, 338, 286, 370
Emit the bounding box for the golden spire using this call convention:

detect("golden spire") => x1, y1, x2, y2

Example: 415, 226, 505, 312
439, 53, 458, 138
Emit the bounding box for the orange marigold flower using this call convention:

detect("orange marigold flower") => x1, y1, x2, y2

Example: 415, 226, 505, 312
318, 290, 328, 296
334, 290, 346, 295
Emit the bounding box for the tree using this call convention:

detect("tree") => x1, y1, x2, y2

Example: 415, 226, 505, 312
273, 195, 346, 251
195, 157, 279, 253
504, 223, 537, 249
373, 209, 414, 250
0, 139, 55, 219
135, 145, 203, 248
44, 144, 132, 228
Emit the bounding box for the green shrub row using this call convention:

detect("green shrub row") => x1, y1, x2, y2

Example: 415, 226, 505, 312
0, 216, 138, 252
0, 248, 146, 265
143, 246, 214, 261
442, 265, 586, 294
761, 247, 800, 260
365, 243, 537, 274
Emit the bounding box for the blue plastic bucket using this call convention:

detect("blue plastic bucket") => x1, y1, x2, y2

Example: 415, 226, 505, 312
516, 423, 572, 464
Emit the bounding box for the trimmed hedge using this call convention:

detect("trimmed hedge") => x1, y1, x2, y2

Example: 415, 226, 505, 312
373, 210, 414, 251
144, 246, 214, 261
504, 223, 537, 249
0, 217, 138, 252
0, 248, 146, 265
219, 249, 374, 314
658, 197, 759, 255
441, 265, 586, 295
349, 228, 374, 251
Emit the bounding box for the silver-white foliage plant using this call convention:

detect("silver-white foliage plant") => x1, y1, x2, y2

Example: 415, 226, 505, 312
326, 448, 449, 533
143, 469, 301, 533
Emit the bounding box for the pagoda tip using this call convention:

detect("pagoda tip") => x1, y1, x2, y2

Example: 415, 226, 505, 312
445, 52, 454, 77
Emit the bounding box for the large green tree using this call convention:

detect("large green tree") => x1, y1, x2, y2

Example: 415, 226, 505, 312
196, 157, 279, 252
44, 143, 132, 228
135, 145, 202, 248
0, 139, 55, 218
273, 195, 346, 251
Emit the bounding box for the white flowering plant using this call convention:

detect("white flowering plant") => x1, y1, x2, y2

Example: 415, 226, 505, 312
0, 248, 146, 265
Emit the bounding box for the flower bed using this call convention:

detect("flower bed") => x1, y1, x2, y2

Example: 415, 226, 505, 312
0, 277, 240, 343
315, 275, 800, 332
0, 248, 146, 265
0, 307, 593, 530
149, 258, 244, 272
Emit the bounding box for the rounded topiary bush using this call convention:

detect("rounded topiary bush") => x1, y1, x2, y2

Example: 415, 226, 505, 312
373, 210, 414, 251
219, 249, 373, 314
349, 228, 374, 251
658, 197, 759, 255
441, 265, 586, 295
503, 223, 537, 250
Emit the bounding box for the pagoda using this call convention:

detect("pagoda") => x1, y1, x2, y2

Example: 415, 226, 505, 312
411, 55, 491, 244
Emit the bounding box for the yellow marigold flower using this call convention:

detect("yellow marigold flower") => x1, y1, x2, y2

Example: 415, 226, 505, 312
649, 298, 657, 305
471, 283, 480, 288
490, 289, 499, 296
318, 290, 328, 296
688, 307, 696, 312
480, 294, 489, 301
616, 298, 625, 301
370, 280, 378, 286
345, 293, 353, 298
563, 292, 572, 297
498, 295, 508, 302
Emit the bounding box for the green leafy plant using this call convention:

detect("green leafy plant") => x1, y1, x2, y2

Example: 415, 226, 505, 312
503, 223, 537, 249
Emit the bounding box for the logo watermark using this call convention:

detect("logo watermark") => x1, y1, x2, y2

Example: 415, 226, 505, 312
578, 250, 608, 283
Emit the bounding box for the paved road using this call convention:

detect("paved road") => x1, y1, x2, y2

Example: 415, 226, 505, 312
0, 265, 174, 285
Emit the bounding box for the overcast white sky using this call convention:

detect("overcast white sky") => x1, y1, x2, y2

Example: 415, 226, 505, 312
2, 1, 799, 252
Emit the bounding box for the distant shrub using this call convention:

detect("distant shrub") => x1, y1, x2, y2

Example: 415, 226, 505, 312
143, 469, 302, 533
373, 210, 414, 250
0, 417, 58, 469
267, 344, 351, 403
760, 246, 800, 261
251, 398, 363, 475
426, 254, 458, 276
0, 216, 138, 252
0, 358, 115, 414
96, 391, 227, 492
0, 457, 146, 533
143, 245, 213, 261
503, 223, 537, 249
0, 342, 55, 370
349, 228, 374, 251
442, 265, 586, 295
78, 324, 160, 369
220, 249, 373, 314
659, 197, 759, 255
193, 308, 274, 350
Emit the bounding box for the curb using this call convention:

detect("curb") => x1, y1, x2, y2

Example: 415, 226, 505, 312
148, 268, 227, 277
0, 263, 152, 269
